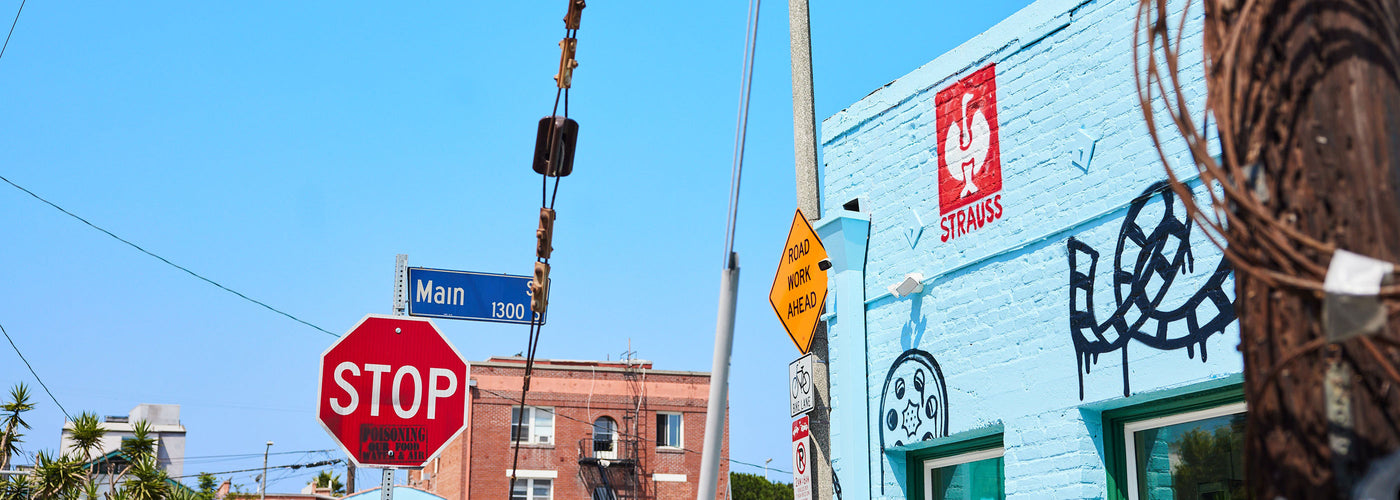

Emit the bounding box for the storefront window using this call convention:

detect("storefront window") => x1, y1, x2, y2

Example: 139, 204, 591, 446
1103, 384, 1245, 500
1126, 404, 1245, 500
924, 448, 1005, 500
903, 431, 1004, 500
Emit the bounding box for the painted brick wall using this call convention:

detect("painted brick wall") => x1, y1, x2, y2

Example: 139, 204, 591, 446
818, 0, 1239, 498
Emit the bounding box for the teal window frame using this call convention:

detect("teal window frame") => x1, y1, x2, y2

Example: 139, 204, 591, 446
904, 433, 1004, 500
1102, 383, 1244, 500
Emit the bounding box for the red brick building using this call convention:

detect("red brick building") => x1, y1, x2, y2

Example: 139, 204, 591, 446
409, 357, 729, 499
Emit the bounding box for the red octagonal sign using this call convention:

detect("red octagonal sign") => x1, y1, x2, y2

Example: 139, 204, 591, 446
318, 314, 469, 468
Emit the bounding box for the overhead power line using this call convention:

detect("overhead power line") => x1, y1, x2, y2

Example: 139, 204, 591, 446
0, 174, 337, 338
168, 449, 336, 464
168, 459, 342, 479
0, 321, 71, 420
0, 0, 24, 62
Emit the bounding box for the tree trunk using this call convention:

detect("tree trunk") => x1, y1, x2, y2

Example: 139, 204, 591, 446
1203, 0, 1400, 497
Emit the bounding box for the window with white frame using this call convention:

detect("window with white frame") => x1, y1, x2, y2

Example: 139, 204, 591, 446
921, 445, 1005, 500
511, 478, 552, 500
1103, 385, 1246, 500
1121, 402, 1245, 500
655, 412, 682, 448
510, 406, 555, 445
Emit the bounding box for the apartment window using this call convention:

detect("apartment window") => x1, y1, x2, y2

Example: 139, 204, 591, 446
656, 412, 682, 448
510, 407, 555, 445
906, 433, 1004, 500
593, 417, 617, 453
1103, 385, 1245, 500
511, 478, 552, 500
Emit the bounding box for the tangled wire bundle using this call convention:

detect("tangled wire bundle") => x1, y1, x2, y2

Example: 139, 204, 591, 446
1132, 0, 1400, 298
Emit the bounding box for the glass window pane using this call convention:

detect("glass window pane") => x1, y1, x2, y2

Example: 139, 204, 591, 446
511, 408, 527, 442
668, 414, 681, 446
511, 479, 528, 500
533, 479, 552, 498
1133, 412, 1244, 500
928, 456, 1004, 500
656, 414, 666, 446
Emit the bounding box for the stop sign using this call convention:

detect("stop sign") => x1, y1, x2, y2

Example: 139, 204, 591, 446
317, 314, 469, 468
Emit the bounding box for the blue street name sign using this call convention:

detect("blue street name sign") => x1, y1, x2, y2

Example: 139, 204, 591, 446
406, 267, 544, 325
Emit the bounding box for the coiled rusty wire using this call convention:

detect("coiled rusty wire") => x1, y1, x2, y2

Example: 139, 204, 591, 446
1133, 0, 1400, 297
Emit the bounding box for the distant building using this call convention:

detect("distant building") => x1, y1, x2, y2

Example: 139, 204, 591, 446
408, 356, 728, 500
59, 404, 187, 478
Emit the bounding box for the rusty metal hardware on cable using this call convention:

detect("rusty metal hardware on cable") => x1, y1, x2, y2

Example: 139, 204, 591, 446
563, 0, 585, 29
530, 262, 551, 313
536, 208, 556, 259
532, 116, 578, 177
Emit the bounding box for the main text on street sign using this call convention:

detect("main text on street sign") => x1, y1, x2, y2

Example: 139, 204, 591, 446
407, 267, 544, 325
317, 314, 470, 468
769, 209, 829, 354
792, 415, 812, 500
790, 354, 815, 417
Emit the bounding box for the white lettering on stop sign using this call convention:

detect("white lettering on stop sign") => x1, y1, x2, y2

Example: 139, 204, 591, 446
318, 314, 470, 469
330, 362, 459, 419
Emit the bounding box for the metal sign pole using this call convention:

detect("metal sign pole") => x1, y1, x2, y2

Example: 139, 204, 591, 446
381, 255, 409, 500
381, 468, 394, 500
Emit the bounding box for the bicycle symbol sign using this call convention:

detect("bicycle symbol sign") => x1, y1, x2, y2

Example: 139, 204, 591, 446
789, 354, 815, 417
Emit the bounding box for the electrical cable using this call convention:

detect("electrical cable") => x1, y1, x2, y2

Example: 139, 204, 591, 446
0, 321, 71, 420
509, 6, 580, 492
0, 0, 24, 62
167, 459, 341, 479
168, 449, 335, 465
0, 174, 338, 338
480, 387, 791, 476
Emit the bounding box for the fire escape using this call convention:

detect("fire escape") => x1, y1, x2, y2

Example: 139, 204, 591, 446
578, 347, 650, 500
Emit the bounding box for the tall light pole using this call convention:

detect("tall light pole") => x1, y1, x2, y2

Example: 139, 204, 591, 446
764, 458, 772, 480
260, 441, 273, 500
697, 0, 759, 498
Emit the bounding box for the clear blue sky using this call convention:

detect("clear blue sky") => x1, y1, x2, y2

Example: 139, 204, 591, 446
0, 0, 1034, 492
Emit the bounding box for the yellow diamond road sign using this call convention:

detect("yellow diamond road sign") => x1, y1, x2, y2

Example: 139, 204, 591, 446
770, 209, 829, 355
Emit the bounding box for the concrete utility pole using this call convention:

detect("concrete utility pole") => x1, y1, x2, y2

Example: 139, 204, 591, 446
789, 1, 834, 499
1198, 1, 1400, 497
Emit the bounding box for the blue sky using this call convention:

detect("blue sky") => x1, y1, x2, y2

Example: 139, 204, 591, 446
0, 0, 1034, 492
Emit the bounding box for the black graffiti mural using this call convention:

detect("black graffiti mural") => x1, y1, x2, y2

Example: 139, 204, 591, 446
877, 349, 949, 493
1067, 181, 1236, 400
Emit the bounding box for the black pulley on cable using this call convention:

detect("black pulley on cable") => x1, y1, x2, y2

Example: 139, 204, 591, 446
532, 116, 578, 177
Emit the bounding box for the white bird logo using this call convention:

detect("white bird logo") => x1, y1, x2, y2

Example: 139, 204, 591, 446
942, 92, 992, 199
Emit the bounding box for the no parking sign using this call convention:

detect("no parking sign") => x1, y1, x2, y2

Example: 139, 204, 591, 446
792, 415, 812, 500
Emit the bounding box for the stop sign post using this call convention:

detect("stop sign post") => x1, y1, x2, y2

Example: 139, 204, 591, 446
318, 314, 470, 469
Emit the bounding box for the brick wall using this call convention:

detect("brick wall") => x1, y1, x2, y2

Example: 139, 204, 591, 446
410, 359, 727, 499
819, 0, 1238, 498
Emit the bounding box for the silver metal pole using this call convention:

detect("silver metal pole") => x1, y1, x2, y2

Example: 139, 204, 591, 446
260, 441, 273, 500
696, 258, 740, 500
380, 468, 394, 500
382, 256, 406, 500
700, 0, 761, 497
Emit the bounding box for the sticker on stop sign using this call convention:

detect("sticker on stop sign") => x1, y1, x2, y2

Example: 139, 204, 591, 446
317, 314, 470, 468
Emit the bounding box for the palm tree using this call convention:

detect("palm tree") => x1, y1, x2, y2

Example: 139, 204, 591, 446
32, 449, 84, 500
0, 384, 35, 471
0, 473, 34, 500
119, 456, 170, 500
109, 421, 157, 493
309, 471, 344, 495
66, 413, 105, 464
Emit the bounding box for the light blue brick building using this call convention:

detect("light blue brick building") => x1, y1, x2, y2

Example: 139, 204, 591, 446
815, 0, 1246, 498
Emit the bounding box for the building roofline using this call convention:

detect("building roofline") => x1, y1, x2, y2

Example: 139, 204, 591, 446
473, 358, 710, 377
